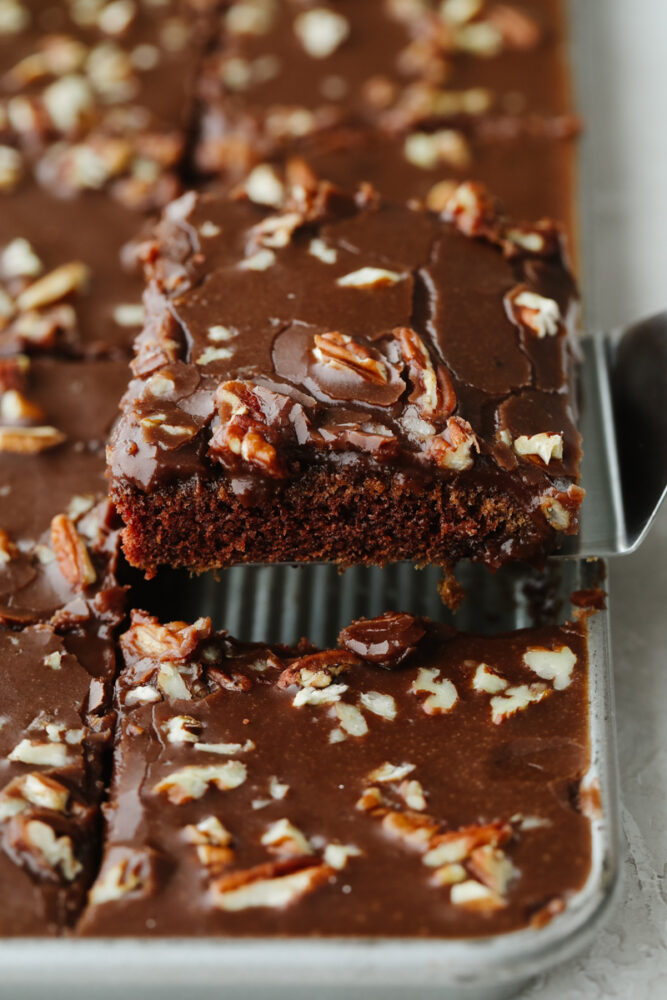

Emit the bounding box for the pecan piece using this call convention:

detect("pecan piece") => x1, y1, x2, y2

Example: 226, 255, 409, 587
393, 326, 456, 421
426, 417, 479, 470
0, 528, 18, 566
0, 424, 65, 453
0, 354, 29, 393
313, 331, 388, 385
210, 857, 332, 912
424, 820, 512, 867
50, 513, 96, 589
4, 816, 82, 883
211, 380, 293, 478
487, 4, 542, 50
278, 648, 361, 689
212, 417, 287, 477
0, 388, 45, 424
442, 181, 498, 237
120, 609, 212, 663
339, 612, 426, 668
15, 261, 89, 312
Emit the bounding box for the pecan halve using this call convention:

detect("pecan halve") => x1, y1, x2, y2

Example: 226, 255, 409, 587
393, 327, 456, 420
210, 416, 288, 478
120, 609, 212, 663
426, 416, 479, 470
313, 331, 388, 385
278, 648, 361, 689
339, 611, 427, 669
50, 514, 96, 589
442, 181, 498, 238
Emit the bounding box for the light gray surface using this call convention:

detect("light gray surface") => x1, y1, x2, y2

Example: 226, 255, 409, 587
520, 1, 667, 995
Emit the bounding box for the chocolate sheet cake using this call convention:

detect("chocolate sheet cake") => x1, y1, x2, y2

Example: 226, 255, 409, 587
79, 610, 592, 937
109, 182, 583, 574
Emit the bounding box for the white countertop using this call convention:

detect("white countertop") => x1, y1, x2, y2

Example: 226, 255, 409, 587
522, 2, 667, 995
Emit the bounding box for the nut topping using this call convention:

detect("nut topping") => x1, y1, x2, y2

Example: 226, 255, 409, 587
261, 818, 312, 857
339, 611, 426, 668
336, 266, 405, 288
441, 181, 497, 236
510, 290, 561, 338
0, 424, 66, 453
513, 432, 563, 465
0, 773, 70, 820
121, 610, 212, 662
313, 331, 388, 385
490, 683, 549, 724
472, 664, 508, 694
278, 648, 359, 689
394, 327, 456, 422
523, 645, 576, 690
50, 513, 96, 590
15, 261, 90, 312
0, 529, 18, 567
152, 761, 247, 804
210, 858, 332, 912
293, 8, 350, 59
18, 819, 82, 882
427, 417, 479, 470
410, 667, 458, 715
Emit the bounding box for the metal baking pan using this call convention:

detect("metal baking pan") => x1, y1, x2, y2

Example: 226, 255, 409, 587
0, 563, 622, 1000
0, 558, 620, 1000
0, 0, 647, 994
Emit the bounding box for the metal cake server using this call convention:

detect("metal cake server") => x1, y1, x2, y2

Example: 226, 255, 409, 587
558, 310, 667, 557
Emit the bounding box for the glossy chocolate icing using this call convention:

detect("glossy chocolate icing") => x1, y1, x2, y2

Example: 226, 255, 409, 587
0, 356, 130, 624
79, 610, 591, 937
0, 622, 116, 934
196, 0, 572, 173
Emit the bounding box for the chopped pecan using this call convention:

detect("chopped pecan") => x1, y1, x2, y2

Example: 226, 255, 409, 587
211, 417, 287, 477
152, 761, 247, 805
0, 424, 65, 453
120, 609, 212, 663
393, 326, 456, 421
381, 809, 440, 849
0, 528, 18, 566
313, 331, 388, 385
426, 417, 479, 470
487, 4, 542, 50
424, 820, 512, 867
502, 221, 561, 259
50, 513, 96, 589
210, 857, 332, 912
207, 667, 253, 693
425, 178, 459, 213
261, 818, 313, 857
0, 354, 29, 393
4, 816, 82, 883
339, 611, 426, 668
89, 847, 160, 905
468, 844, 517, 895
210, 380, 298, 478
11, 303, 77, 350
442, 181, 498, 237
15, 261, 89, 312
0, 388, 45, 424
319, 420, 399, 460
508, 287, 561, 338
278, 648, 360, 689
283, 178, 356, 226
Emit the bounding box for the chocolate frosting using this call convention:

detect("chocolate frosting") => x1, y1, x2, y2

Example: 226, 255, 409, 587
79, 610, 591, 938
